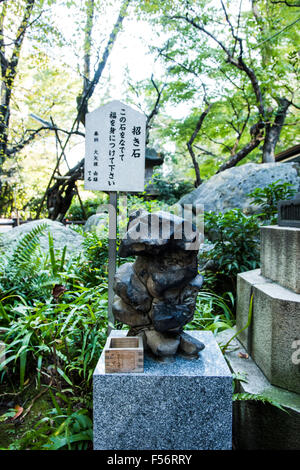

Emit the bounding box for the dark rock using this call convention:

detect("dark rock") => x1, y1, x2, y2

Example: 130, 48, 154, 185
112, 295, 151, 327
145, 250, 198, 298
163, 274, 203, 306
114, 262, 152, 313
179, 274, 204, 310
150, 300, 194, 333
119, 211, 199, 257
112, 209, 205, 356
133, 256, 150, 287
145, 330, 180, 357
179, 331, 205, 356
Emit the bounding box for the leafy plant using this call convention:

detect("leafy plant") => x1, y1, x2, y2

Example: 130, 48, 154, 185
82, 229, 109, 283
202, 209, 261, 293
220, 294, 253, 354
185, 290, 234, 334
232, 373, 287, 413
247, 179, 297, 224
232, 392, 287, 413
66, 194, 109, 221
147, 173, 195, 205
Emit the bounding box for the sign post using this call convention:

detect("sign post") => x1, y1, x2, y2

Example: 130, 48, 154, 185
107, 191, 117, 331
84, 100, 146, 333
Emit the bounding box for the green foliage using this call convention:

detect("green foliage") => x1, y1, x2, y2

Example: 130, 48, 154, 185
185, 290, 235, 334
247, 179, 297, 223
0, 223, 54, 300
66, 193, 108, 221
232, 392, 288, 413
203, 209, 261, 291
0, 222, 110, 449
137, 0, 299, 181
201, 180, 299, 297
0, 281, 108, 389
4, 402, 93, 451
149, 176, 195, 205
231, 372, 287, 412
82, 228, 109, 283
6, 223, 47, 274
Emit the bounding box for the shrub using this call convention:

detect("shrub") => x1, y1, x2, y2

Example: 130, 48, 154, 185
66, 194, 108, 221
202, 209, 261, 294
148, 176, 195, 205
0, 223, 109, 449
247, 179, 297, 224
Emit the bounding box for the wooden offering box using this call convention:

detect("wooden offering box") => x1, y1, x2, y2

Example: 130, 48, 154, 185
104, 336, 144, 373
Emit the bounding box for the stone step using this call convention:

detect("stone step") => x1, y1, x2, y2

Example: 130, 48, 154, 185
236, 269, 300, 394
260, 225, 300, 294
217, 329, 300, 450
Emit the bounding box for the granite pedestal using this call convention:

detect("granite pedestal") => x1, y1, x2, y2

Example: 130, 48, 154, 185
93, 330, 232, 450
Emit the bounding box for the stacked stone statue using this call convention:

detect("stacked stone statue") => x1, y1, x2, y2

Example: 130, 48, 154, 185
112, 210, 205, 358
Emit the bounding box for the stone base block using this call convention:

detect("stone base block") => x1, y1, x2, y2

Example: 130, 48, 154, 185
93, 330, 232, 450
218, 329, 300, 450
260, 225, 300, 293
236, 269, 300, 394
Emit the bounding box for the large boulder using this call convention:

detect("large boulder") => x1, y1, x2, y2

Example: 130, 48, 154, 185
0, 219, 84, 256
84, 213, 108, 233
178, 162, 300, 213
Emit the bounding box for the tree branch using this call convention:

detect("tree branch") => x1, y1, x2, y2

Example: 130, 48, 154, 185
76, 0, 130, 125
216, 130, 264, 173
0, 1, 7, 77
145, 74, 166, 144
7, 0, 35, 89
220, 0, 243, 57
187, 103, 213, 186
262, 97, 292, 162
168, 13, 265, 117
7, 126, 84, 156
193, 144, 218, 159
270, 0, 300, 6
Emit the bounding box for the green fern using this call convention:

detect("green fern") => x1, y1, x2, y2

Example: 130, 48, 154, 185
233, 392, 288, 413
7, 223, 47, 271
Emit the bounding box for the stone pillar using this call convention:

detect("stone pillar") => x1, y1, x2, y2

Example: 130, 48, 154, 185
236, 225, 300, 395
260, 225, 300, 293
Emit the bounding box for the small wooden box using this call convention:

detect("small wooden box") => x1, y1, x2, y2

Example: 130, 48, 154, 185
104, 336, 144, 373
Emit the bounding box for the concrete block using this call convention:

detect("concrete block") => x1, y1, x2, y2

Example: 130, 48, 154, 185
93, 330, 232, 450
218, 329, 300, 450
236, 269, 300, 394
260, 225, 300, 293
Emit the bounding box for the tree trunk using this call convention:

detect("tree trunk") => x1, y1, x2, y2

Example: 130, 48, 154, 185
47, 159, 84, 220
187, 103, 212, 187
262, 97, 291, 163
0, 0, 35, 193
45, 0, 130, 221
216, 135, 262, 173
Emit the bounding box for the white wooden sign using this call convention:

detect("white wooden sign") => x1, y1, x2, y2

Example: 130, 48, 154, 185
84, 100, 146, 192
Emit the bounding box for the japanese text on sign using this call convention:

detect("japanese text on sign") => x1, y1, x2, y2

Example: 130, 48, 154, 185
85, 101, 146, 192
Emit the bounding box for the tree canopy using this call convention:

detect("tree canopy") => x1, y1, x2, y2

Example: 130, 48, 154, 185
0, 0, 299, 216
